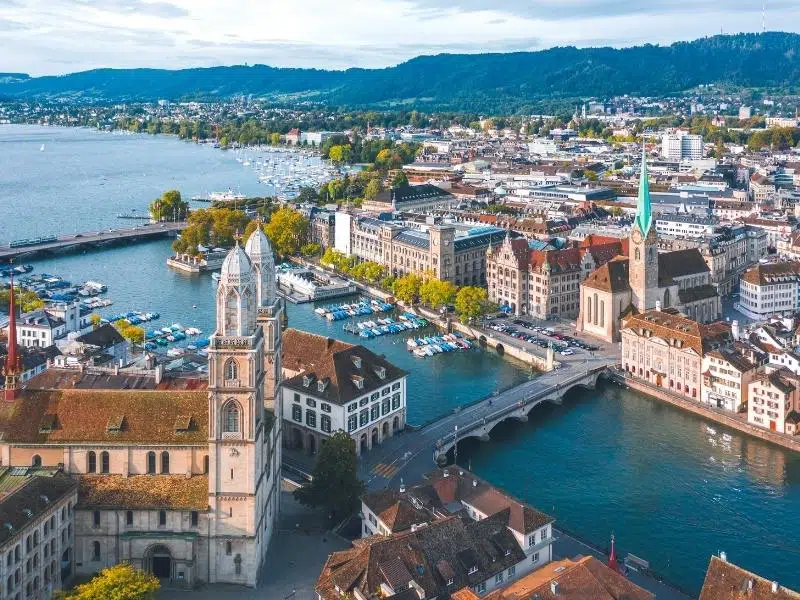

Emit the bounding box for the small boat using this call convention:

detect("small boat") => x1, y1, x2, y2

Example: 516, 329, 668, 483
40, 144, 45, 152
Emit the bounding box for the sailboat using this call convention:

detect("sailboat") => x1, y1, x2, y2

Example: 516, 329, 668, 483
40, 144, 45, 152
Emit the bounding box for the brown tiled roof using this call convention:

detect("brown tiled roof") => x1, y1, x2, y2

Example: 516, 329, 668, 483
0, 389, 207, 445
699, 556, 799, 600
0, 469, 77, 545
585, 241, 627, 267
583, 256, 631, 293
77, 475, 208, 510
528, 248, 583, 274
361, 489, 430, 533
658, 248, 709, 286
740, 261, 800, 287
469, 556, 653, 600
26, 368, 207, 392
282, 332, 407, 406
706, 350, 755, 374
281, 328, 353, 375
622, 309, 731, 356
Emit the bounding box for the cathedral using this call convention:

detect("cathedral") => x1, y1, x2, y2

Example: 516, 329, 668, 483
576, 151, 721, 342
0, 228, 282, 591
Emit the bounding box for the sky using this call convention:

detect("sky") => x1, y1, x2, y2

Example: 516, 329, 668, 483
2, 0, 800, 76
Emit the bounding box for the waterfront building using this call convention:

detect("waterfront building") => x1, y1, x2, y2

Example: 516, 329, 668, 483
73, 324, 128, 366
701, 349, 757, 412
700, 553, 800, 599
336, 213, 506, 285
0, 230, 284, 588
361, 184, 458, 213
0, 468, 78, 600
310, 210, 336, 249
737, 261, 800, 320
576, 151, 720, 342
320, 468, 554, 599
280, 329, 407, 455
9, 301, 90, 349
451, 555, 653, 600
746, 369, 800, 435
621, 307, 731, 402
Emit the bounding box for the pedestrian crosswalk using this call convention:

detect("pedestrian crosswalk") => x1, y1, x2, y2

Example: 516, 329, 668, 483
372, 463, 398, 478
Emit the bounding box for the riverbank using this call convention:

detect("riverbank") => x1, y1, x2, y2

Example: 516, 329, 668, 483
609, 369, 800, 453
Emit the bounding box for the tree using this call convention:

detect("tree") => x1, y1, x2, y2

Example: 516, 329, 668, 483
265, 207, 309, 256
328, 145, 352, 163
301, 243, 322, 257
55, 563, 159, 600
455, 286, 489, 322
269, 132, 281, 145
116, 322, 145, 345
0, 288, 44, 313
364, 178, 383, 200
391, 171, 409, 187
149, 190, 188, 222
392, 274, 423, 304
293, 431, 364, 521
419, 279, 456, 310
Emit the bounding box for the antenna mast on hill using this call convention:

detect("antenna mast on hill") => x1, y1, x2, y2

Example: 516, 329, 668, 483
762, 0, 767, 33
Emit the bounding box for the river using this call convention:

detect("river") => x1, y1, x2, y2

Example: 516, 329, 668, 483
1, 125, 798, 595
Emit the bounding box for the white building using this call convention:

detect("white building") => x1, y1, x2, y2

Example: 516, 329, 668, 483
662, 131, 703, 161
280, 330, 408, 456
701, 349, 755, 412
747, 369, 800, 435
737, 261, 800, 320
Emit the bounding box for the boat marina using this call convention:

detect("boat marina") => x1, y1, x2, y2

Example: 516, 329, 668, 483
276, 266, 357, 303
344, 313, 431, 338
407, 332, 475, 358
314, 298, 395, 321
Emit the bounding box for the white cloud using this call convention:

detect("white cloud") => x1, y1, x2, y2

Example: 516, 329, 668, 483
0, 0, 799, 75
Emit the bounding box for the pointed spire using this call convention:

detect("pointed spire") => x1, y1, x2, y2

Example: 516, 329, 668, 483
4, 268, 21, 402
634, 145, 653, 238
608, 533, 620, 573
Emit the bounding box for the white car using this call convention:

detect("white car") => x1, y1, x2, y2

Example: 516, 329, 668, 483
560, 350, 574, 356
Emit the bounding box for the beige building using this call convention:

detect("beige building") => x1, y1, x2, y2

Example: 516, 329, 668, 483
0, 229, 284, 589
576, 152, 720, 343
621, 308, 731, 403
701, 350, 757, 412
747, 369, 800, 435
362, 184, 457, 213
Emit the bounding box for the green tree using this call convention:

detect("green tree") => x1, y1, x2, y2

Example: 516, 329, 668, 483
364, 178, 383, 200
54, 563, 159, 600
455, 286, 489, 322
149, 189, 188, 222
269, 132, 281, 145
265, 207, 309, 256
392, 274, 423, 304
419, 279, 456, 309
328, 145, 352, 163
0, 289, 44, 313
293, 431, 364, 521
301, 243, 322, 257
116, 322, 145, 345
391, 171, 409, 187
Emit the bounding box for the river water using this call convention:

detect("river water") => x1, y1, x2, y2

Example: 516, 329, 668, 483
1, 125, 798, 594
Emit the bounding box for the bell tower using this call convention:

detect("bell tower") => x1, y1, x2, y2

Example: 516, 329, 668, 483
207, 243, 266, 585
629, 148, 659, 311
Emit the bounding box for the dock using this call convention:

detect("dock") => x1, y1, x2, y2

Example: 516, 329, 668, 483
0, 222, 186, 262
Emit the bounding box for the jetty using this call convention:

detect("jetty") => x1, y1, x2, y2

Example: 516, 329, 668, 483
0, 221, 186, 262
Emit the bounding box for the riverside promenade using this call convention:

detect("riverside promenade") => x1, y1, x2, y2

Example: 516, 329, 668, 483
0, 221, 186, 262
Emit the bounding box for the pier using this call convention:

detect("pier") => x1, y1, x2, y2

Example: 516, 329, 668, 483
0, 221, 186, 262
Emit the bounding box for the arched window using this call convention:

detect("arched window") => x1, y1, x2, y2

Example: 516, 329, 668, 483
664, 288, 671, 308
160, 451, 170, 474
203, 455, 209, 475
92, 542, 100, 561
100, 452, 109, 474
147, 452, 156, 474
31, 455, 41, 468
223, 401, 240, 433
87, 452, 96, 474
224, 359, 238, 381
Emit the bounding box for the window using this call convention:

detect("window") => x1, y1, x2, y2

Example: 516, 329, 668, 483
203, 455, 209, 474
293, 393, 300, 403
126, 511, 133, 526
224, 359, 238, 381
31, 455, 41, 467
508, 565, 515, 577
321, 403, 331, 413
147, 451, 156, 474
370, 392, 380, 401
371, 405, 379, 421
101, 451, 109, 474
532, 552, 540, 564
92, 511, 100, 528
392, 382, 401, 391
321, 415, 331, 433
495, 572, 504, 584
225, 541, 232, 556
382, 387, 390, 396
158, 511, 167, 526
223, 401, 240, 433
347, 403, 357, 413
360, 409, 369, 427
92, 542, 100, 561
292, 405, 302, 423
392, 393, 401, 410
306, 398, 316, 408
306, 411, 316, 428
347, 415, 357, 432
382, 399, 390, 416
161, 452, 170, 474
87, 451, 96, 473
191, 511, 198, 527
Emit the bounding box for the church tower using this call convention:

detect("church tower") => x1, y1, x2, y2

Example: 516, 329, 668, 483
207, 244, 268, 586
629, 148, 659, 311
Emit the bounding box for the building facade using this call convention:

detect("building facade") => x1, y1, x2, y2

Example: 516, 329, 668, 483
737, 261, 800, 320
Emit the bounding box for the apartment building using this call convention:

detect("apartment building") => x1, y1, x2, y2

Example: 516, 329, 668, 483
747, 369, 800, 434
737, 261, 800, 320
701, 350, 756, 412
362, 183, 458, 213
662, 132, 703, 161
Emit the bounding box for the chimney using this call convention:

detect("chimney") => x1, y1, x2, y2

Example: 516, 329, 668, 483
720, 551, 727, 562
655, 301, 661, 312
732, 320, 740, 341
550, 582, 560, 595
772, 582, 780, 593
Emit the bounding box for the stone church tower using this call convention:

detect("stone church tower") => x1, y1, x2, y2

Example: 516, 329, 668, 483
206, 236, 281, 586
629, 149, 659, 311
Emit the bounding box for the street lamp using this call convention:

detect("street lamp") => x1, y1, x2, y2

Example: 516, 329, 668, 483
453, 425, 458, 466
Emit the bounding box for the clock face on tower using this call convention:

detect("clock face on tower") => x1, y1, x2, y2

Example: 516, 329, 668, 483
631, 228, 643, 244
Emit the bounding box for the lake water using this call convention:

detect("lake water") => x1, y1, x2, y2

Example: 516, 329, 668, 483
2, 125, 799, 595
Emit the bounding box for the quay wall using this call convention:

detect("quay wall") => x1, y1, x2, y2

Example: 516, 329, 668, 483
611, 371, 800, 453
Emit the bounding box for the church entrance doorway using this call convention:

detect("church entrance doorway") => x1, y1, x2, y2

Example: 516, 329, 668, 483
146, 545, 172, 580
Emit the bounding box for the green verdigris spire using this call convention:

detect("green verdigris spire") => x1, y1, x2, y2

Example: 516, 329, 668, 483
634, 147, 653, 237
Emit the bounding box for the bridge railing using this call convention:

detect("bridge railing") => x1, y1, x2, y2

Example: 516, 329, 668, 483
437, 367, 603, 446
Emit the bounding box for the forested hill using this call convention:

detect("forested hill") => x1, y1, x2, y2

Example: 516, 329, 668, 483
2, 32, 800, 111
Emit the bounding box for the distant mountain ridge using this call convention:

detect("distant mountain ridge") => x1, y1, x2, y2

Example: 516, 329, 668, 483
2, 32, 800, 111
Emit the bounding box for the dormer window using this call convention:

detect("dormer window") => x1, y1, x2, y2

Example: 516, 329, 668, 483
468, 566, 478, 575
374, 366, 386, 380
352, 375, 364, 390
317, 379, 329, 393
504, 549, 511, 557
302, 374, 315, 388
351, 356, 362, 369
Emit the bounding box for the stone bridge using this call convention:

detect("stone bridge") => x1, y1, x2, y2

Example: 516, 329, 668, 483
433, 367, 605, 464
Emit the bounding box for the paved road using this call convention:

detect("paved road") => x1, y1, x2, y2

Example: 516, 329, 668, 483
0, 221, 185, 261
